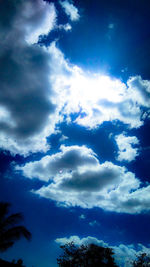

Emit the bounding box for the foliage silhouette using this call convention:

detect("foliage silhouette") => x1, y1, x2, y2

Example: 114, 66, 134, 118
0, 258, 25, 266
57, 242, 118, 267
132, 253, 150, 266
0, 202, 31, 252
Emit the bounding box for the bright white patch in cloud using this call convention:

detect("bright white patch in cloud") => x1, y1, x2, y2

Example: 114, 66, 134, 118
115, 134, 139, 162
51, 59, 150, 129
55, 235, 150, 267
59, 1, 80, 21
17, 144, 150, 214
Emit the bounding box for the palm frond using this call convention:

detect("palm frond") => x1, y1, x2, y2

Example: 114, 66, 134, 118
0, 202, 11, 221
0, 213, 23, 231
0, 241, 14, 252
0, 202, 32, 252
1, 226, 31, 241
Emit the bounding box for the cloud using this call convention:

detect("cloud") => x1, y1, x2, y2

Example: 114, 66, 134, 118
108, 23, 114, 29
23, 0, 57, 44
59, 135, 69, 142
89, 220, 100, 227
57, 23, 72, 31
17, 144, 150, 214
0, 0, 60, 155
0, 0, 56, 45
1, 0, 150, 158
79, 214, 86, 220
55, 235, 108, 247
59, 0, 80, 21
55, 235, 150, 267
127, 76, 150, 109
115, 133, 139, 162
16, 145, 99, 181
55, 65, 150, 129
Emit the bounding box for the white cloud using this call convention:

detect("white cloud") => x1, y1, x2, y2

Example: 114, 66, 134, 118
59, 1, 80, 21
59, 135, 69, 142
55, 235, 150, 267
55, 235, 108, 247
1, 0, 150, 157
17, 144, 150, 214
23, 0, 57, 44
53, 64, 150, 129
127, 76, 150, 108
57, 23, 72, 31
115, 134, 139, 162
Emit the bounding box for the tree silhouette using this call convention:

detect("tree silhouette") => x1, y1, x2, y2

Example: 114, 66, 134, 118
57, 242, 118, 267
0, 202, 31, 252
0, 258, 25, 266
132, 253, 150, 266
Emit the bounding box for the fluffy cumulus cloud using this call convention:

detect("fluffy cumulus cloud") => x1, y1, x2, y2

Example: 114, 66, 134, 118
115, 133, 139, 162
127, 76, 150, 109
1, 0, 150, 157
55, 235, 150, 267
55, 235, 108, 247
50, 57, 150, 129
0, 0, 74, 156
0, 0, 60, 155
63, 72, 150, 129
17, 144, 150, 214
16, 145, 99, 181
59, 0, 80, 21
0, 0, 57, 45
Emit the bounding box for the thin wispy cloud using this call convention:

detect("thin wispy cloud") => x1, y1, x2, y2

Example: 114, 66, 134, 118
79, 214, 86, 220
59, 0, 80, 21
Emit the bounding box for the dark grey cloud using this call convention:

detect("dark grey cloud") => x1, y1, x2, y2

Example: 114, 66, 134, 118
60, 166, 121, 192
16, 145, 99, 180
0, 0, 58, 155
0, 45, 55, 138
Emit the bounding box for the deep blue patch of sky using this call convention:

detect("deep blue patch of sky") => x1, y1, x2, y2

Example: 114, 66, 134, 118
42, 0, 150, 80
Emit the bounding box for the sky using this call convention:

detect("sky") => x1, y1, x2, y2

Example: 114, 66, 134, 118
1, 0, 150, 266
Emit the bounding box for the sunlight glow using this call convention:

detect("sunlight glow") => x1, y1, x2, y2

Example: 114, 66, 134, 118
70, 71, 125, 107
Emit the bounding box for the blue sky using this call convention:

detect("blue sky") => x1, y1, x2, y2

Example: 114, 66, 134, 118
1, 0, 150, 266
